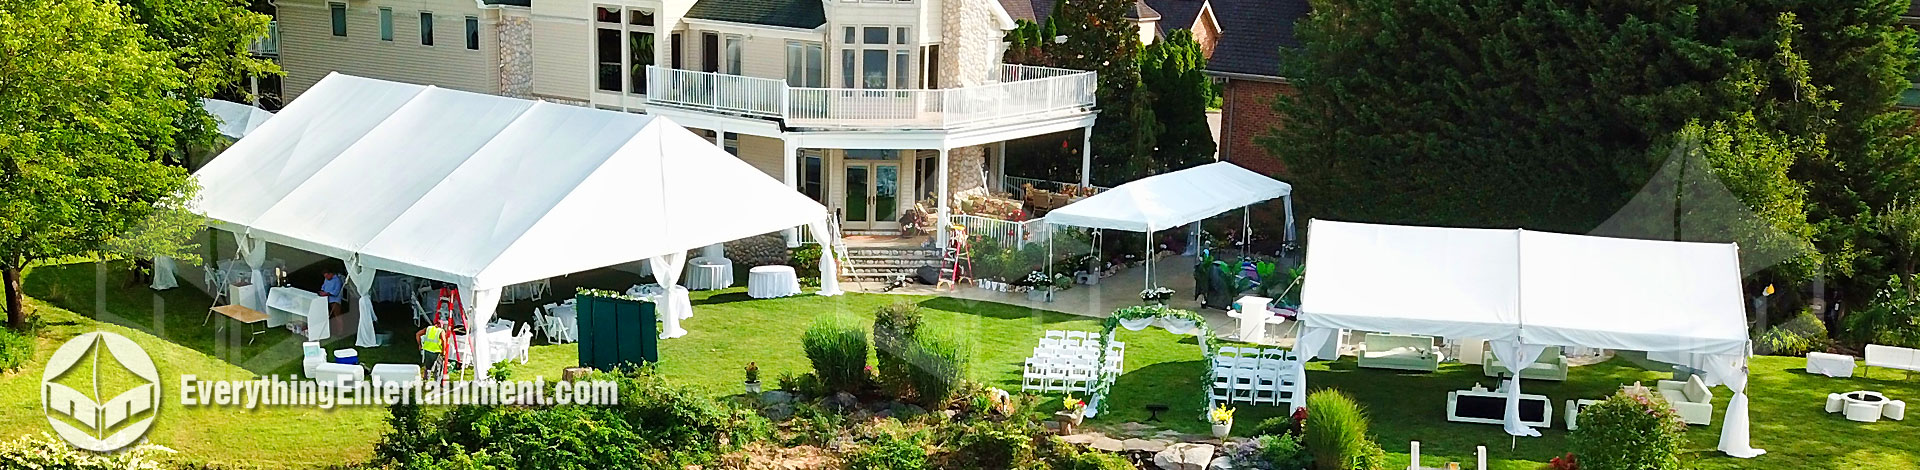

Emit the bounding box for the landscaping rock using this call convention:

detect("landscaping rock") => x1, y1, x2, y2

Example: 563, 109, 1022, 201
1207, 456, 1234, 470
761, 391, 795, 404
1090, 436, 1125, 452
1152, 443, 1215, 470
1123, 438, 1170, 453
1060, 434, 1099, 446
763, 403, 795, 421
824, 392, 858, 412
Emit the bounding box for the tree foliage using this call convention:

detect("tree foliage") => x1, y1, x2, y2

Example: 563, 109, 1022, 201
117, 0, 279, 165
1142, 29, 1218, 174
0, 0, 198, 329
1010, 0, 1156, 186
1262, 0, 1920, 328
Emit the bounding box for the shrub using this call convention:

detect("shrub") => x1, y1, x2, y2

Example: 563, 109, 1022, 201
803, 314, 871, 394
0, 433, 180, 469
874, 302, 925, 398
1067, 451, 1134, 470
1569, 390, 1687, 470
0, 327, 34, 374
905, 332, 971, 407
789, 244, 824, 276
940, 419, 1043, 469
1249, 407, 1306, 437
1258, 433, 1311, 470
1843, 275, 1920, 348
1304, 390, 1383, 470
848, 431, 929, 470
1760, 310, 1829, 356
377, 369, 771, 469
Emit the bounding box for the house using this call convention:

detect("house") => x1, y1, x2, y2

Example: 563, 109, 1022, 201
274, 0, 1100, 249
1205, 0, 1308, 178
998, 0, 1221, 54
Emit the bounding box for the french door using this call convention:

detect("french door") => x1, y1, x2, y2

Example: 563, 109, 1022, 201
842, 161, 900, 230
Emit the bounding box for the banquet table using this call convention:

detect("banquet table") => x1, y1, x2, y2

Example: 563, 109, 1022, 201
626, 284, 693, 320
685, 256, 734, 290
747, 265, 801, 299
266, 286, 331, 340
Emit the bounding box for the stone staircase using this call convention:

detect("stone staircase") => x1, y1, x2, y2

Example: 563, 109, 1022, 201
842, 246, 945, 283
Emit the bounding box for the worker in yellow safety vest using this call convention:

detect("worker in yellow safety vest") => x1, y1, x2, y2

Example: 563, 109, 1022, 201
418, 324, 444, 374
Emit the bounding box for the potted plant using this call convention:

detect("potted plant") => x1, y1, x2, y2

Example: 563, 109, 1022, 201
1209, 404, 1234, 439
1057, 395, 1088, 425
1140, 287, 1175, 305
1025, 271, 1054, 302
743, 362, 761, 394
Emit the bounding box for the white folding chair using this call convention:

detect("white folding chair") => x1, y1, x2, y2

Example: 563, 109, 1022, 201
514, 328, 534, 363
1064, 360, 1096, 392
1211, 367, 1235, 403
1043, 360, 1073, 392
1064, 331, 1089, 345
1044, 330, 1066, 341
1023, 359, 1048, 391
1039, 337, 1063, 349
1253, 369, 1284, 405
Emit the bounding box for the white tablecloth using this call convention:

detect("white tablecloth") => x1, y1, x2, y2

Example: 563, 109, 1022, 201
685, 256, 733, 290
747, 265, 801, 299
266, 286, 330, 340
150, 256, 178, 290
626, 284, 693, 320
1806, 352, 1856, 378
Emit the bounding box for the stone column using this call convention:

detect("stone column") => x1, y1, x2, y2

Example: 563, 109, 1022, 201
946, 145, 988, 205
940, 0, 1001, 88
496, 12, 534, 98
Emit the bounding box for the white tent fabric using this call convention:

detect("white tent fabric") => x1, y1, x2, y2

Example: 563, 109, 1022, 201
202, 98, 274, 139
1044, 162, 1293, 233
1296, 220, 1758, 457
650, 253, 690, 339
195, 73, 840, 377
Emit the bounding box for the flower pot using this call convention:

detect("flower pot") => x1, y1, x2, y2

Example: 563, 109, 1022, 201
1027, 289, 1054, 302
1211, 421, 1232, 439
1056, 410, 1085, 426
745, 381, 761, 394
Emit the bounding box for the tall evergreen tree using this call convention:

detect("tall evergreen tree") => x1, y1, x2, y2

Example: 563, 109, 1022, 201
1142, 29, 1218, 174
1050, 0, 1154, 186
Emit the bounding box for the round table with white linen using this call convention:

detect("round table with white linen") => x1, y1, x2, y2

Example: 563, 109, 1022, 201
748, 265, 802, 299
626, 284, 693, 320
685, 256, 734, 290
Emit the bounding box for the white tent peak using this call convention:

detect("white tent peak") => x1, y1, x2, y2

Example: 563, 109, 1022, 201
1045, 161, 1293, 233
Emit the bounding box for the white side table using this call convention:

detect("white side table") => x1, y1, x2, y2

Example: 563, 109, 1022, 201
748, 265, 802, 299
1806, 352, 1856, 378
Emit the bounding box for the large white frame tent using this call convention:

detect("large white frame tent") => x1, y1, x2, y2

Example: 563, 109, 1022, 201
1042, 162, 1294, 287
193, 73, 843, 378
1294, 220, 1762, 458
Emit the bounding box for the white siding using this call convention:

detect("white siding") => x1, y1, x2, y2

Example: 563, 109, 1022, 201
681, 28, 794, 82
531, 16, 592, 101
279, 0, 498, 100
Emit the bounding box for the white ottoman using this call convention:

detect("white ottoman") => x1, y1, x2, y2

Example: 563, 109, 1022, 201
1806, 352, 1856, 378
1826, 393, 1845, 413
1845, 402, 1883, 423
1886, 400, 1906, 421
371, 364, 422, 386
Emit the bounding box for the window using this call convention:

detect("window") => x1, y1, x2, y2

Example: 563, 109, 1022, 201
377, 8, 392, 41
595, 6, 655, 94
841, 25, 911, 89
419, 12, 434, 46
723, 132, 739, 156
465, 17, 479, 50
922, 44, 940, 88
801, 150, 823, 202
702, 32, 720, 73
721, 35, 744, 74
670, 32, 683, 69
328, 3, 346, 37
786, 42, 824, 87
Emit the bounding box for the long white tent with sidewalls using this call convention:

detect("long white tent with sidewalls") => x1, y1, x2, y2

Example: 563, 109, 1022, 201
193, 73, 843, 379
1042, 162, 1294, 287
1294, 220, 1762, 458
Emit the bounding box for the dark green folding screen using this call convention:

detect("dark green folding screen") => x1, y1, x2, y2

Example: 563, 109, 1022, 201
575, 294, 658, 371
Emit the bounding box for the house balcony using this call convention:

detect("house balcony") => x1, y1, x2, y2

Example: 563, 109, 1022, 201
643, 64, 1097, 131
250, 21, 279, 58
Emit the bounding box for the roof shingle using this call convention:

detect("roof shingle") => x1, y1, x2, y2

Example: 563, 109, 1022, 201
1001, 0, 1162, 23
685, 0, 826, 29
1205, 0, 1308, 78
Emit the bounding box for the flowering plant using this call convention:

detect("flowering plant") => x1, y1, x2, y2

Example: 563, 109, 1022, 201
1209, 404, 1235, 424
1062, 395, 1087, 413
1025, 271, 1052, 286
744, 362, 760, 383
1139, 287, 1175, 301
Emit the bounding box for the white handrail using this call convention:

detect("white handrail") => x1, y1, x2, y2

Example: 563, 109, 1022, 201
643, 65, 1095, 129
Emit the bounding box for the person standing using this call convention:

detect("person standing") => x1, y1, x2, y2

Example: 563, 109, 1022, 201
320, 269, 346, 318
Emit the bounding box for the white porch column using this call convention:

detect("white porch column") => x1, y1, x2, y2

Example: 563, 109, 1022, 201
937, 147, 951, 248
1080, 126, 1093, 188
784, 138, 802, 247
995, 141, 1007, 192
712, 128, 726, 148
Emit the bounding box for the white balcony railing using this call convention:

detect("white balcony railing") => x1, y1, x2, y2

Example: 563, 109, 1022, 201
249, 21, 279, 57
643, 64, 1096, 130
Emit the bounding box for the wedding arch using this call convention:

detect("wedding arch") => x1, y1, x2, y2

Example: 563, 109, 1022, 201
1085, 305, 1222, 421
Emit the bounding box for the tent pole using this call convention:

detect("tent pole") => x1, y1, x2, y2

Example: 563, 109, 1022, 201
1243, 206, 1251, 260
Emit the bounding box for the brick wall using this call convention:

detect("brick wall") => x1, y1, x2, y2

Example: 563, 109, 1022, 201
1221, 78, 1293, 177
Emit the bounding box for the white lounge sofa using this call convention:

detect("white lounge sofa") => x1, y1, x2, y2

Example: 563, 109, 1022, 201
1864, 344, 1920, 379
312, 363, 365, 386
1656, 375, 1714, 425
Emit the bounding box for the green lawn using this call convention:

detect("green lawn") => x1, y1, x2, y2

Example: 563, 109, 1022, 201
5, 259, 1918, 469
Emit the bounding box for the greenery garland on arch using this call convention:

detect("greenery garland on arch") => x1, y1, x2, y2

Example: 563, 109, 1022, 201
1087, 304, 1222, 420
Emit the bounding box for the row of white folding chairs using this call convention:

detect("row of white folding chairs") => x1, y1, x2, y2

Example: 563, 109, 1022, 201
1032, 342, 1124, 359
1027, 348, 1124, 374
1217, 346, 1296, 362
1022, 356, 1120, 393
1210, 365, 1295, 406
1043, 330, 1098, 342
1039, 336, 1104, 350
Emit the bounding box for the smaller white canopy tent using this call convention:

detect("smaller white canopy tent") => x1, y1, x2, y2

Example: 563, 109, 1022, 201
1043, 162, 1294, 286
200, 98, 274, 139
1295, 220, 1762, 458
194, 73, 843, 378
